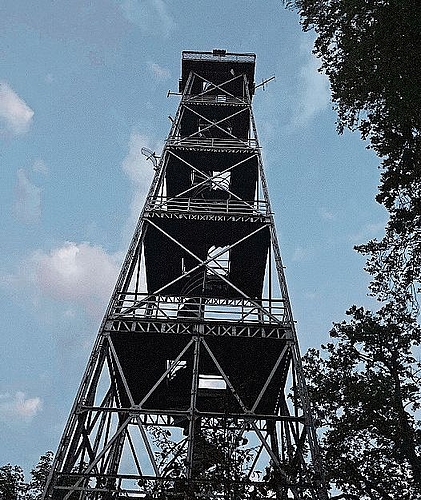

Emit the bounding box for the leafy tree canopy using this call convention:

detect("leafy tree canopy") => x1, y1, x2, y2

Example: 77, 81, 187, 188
304, 294, 421, 498
26, 451, 54, 500
0, 464, 25, 500
290, 0, 421, 213
286, 3, 421, 497
0, 452, 53, 500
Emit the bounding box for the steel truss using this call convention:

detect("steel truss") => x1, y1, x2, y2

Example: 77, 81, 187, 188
43, 50, 327, 500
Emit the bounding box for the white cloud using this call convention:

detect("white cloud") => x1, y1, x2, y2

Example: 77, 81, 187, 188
148, 61, 171, 81
2, 241, 122, 321
349, 221, 386, 245
121, 131, 158, 238
32, 242, 121, 318
0, 81, 34, 136
290, 39, 330, 128
14, 168, 42, 224
304, 291, 318, 301
291, 246, 309, 262
33, 158, 49, 175
319, 207, 336, 221
0, 392, 42, 421
119, 0, 175, 38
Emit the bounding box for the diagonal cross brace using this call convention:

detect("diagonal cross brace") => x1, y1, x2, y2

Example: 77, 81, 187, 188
118, 218, 281, 325
162, 149, 259, 208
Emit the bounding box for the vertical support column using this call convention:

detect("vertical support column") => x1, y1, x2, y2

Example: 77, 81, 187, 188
186, 335, 201, 481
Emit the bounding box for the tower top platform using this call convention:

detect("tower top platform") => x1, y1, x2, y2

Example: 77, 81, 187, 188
180, 49, 256, 95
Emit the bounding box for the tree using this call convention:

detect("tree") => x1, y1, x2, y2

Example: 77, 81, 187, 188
304, 298, 421, 498
26, 451, 54, 500
0, 464, 25, 500
143, 424, 262, 499
289, 0, 421, 305
290, 0, 421, 204
0, 452, 53, 500
285, 2, 421, 497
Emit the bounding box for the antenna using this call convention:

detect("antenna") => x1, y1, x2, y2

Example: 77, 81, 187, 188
141, 147, 159, 170
254, 75, 276, 91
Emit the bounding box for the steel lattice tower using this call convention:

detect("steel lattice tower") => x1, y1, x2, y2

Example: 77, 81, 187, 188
43, 50, 327, 500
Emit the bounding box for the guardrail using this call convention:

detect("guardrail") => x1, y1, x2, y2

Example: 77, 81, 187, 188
167, 137, 258, 149
147, 197, 269, 216
182, 51, 255, 64
184, 94, 246, 105
113, 293, 286, 325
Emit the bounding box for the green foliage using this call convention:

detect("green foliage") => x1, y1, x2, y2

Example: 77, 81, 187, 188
0, 452, 53, 500
0, 464, 25, 500
302, 206, 421, 498
145, 425, 259, 498
291, 0, 421, 181
304, 300, 421, 499
290, 1, 421, 288
26, 451, 54, 500
286, 2, 421, 496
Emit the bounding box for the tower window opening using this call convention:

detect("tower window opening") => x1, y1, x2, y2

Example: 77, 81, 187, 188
199, 374, 226, 390
223, 120, 233, 135
166, 360, 187, 380
207, 245, 230, 276
201, 81, 213, 93
211, 170, 230, 190
191, 169, 208, 186
198, 118, 211, 137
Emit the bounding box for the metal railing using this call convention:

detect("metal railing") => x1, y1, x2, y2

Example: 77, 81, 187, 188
167, 137, 258, 149
113, 293, 286, 325
147, 197, 269, 216
184, 94, 246, 105
182, 51, 255, 64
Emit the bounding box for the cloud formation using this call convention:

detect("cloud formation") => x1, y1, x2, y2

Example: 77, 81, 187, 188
33, 158, 49, 175
349, 221, 386, 245
290, 39, 330, 128
32, 242, 121, 318
291, 246, 310, 262
0, 81, 34, 136
0, 392, 42, 421
319, 207, 336, 221
14, 169, 42, 224
148, 61, 171, 81
2, 241, 122, 321
119, 0, 175, 38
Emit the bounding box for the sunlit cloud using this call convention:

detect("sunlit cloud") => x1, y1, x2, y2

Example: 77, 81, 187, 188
32, 242, 121, 319
148, 61, 171, 81
319, 207, 336, 221
290, 39, 330, 128
118, 0, 175, 38
2, 241, 122, 321
291, 246, 309, 262
0, 392, 42, 421
14, 168, 42, 224
0, 81, 34, 136
349, 221, 386, 245
33, 158, 49, 175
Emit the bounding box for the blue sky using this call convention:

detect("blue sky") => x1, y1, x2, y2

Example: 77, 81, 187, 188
0, 0, 386, 472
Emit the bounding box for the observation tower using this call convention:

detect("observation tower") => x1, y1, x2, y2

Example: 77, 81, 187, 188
43, 49, 327, 500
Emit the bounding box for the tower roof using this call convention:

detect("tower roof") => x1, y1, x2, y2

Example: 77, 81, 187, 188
180, 49, 256, 95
